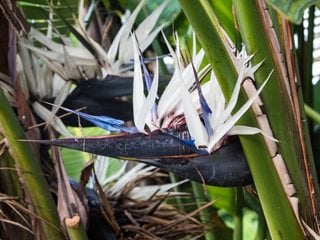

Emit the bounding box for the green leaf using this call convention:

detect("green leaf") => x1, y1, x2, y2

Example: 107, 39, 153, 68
207, 186, 236, 214
266, 0, 318, 24
127, 0, 181, 27
209, 0, 240, 45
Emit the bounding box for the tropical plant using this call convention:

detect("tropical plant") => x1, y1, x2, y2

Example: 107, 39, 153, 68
0, 0, 319, 240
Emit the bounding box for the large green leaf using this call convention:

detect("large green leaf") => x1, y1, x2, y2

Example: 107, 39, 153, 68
266, 0, 318, 24
62, 127, 105, 180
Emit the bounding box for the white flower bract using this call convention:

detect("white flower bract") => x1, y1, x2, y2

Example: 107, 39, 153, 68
133, 33, 272, 153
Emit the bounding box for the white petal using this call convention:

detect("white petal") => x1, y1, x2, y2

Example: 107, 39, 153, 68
207, 71, 273, 151
216, 64, 245, 126
228, 125, 261, 135
138, 59, 159, 131
157, 33, 205, 119
192, 31, 197, 58
135, 0, 168, 42
205, 72, 225, 129
54, 81, 71, 107
246, 60, 264, 78
123, 24, 164, 63
181, 88, 208, 147
229, 125, 278, 142
132, 38, 146, 133
107, 0, 145, 64
138, 24, 164, 53
178, 65, 208, 147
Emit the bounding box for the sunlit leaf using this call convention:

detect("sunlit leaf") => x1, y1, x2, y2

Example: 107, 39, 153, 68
266, 0, 318, 24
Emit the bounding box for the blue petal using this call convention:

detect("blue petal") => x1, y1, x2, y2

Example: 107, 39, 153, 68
50, 104, 126, 132
136, 41, 159, 121
74, 111, 124, 126
191, 60, 213, 136
121, 126, 140, 133
140, 54, 153, 92
72, 111, 124, 132
139, 54, 159, 121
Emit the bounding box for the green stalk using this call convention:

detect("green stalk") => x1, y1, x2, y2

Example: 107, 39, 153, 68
178, 0, 304, 239
301, 6, 315, 109
233, 215, 242, 240
0, 89, 62, 239
191, 182, 216, 240
233, 0, 317, 221
169, 174, 185, 210
233, 188, 243, 240
254, 213, 267, 240
305, 104, 320, 124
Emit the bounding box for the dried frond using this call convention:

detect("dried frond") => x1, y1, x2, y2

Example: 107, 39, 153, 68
90, 161, 205, 239
0, 193, 33, 235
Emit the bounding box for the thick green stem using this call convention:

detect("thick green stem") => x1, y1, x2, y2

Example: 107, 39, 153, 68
191, 182, 216, 240
233, 188, 243, 240
0, 89, 62, 239
233, 0, 317, 222
178, 0, 304, 239
305, 104, 320, 123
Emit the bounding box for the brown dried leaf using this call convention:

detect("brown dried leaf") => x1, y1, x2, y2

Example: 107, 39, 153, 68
49, 129, 88, 230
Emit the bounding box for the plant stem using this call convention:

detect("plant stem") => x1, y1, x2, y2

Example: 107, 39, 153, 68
233, 0, 318, 223
191, 182, 216, 240
305, 104, 320, 124
0, 89, 62, 239
233, 188, 243, 240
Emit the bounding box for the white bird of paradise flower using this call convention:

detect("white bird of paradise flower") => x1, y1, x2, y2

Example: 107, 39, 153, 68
132, 33, 274, 154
